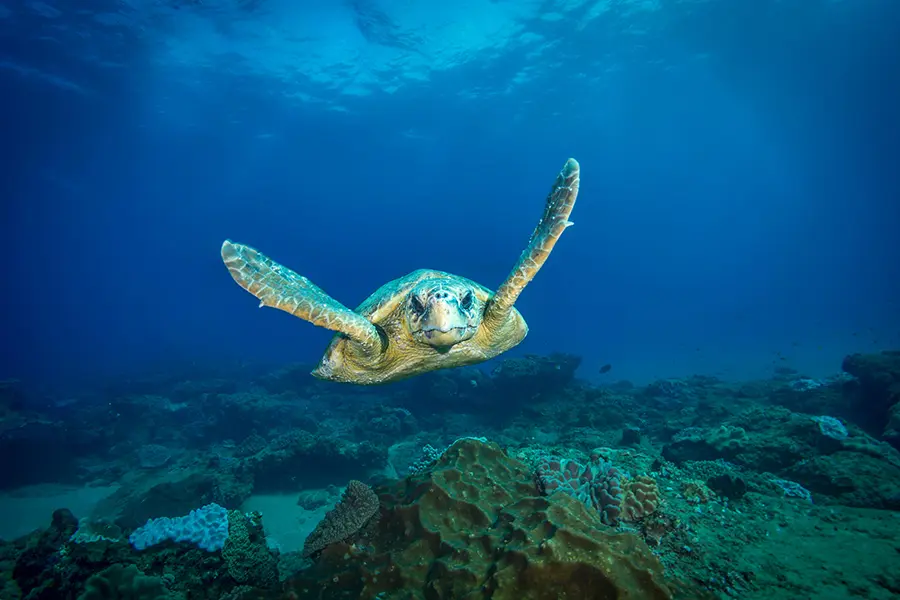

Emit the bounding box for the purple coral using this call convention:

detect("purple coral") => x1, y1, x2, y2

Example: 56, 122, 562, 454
536, 454, 624, 525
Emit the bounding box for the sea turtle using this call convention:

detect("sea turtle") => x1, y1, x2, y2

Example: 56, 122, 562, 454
221, 158, 580, 385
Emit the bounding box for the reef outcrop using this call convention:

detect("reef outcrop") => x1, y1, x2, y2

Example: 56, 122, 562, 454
288, 438, 696, 599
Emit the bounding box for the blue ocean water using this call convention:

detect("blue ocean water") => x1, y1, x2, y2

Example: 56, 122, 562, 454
4, 3, 900, 599
2, 0, 899, 387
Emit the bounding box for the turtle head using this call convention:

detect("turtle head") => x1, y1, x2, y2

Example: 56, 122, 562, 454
405, 279, 483, 349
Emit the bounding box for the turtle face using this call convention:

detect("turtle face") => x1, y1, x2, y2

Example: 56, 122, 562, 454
405, 279, 483, 349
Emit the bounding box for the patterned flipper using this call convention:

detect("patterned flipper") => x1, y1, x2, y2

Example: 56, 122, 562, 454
486, 158, 580, 324
221, 240, 382, 351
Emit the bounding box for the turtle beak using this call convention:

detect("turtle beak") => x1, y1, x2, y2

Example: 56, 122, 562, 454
419, 297, 473, 347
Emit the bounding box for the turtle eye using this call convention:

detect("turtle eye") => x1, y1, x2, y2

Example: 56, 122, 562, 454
410, 295, 425, 314
460, 291, 474, 310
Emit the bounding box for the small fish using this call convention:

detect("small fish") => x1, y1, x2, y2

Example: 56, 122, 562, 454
599, 364, 612, 374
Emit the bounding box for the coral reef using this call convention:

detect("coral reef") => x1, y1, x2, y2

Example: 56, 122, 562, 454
3, 351, 900, 599
301, 480, 379, 557
286, 438, 695, 599
535, 452, 660, 526
222, 511, 278, 586
77, 564, 176, 600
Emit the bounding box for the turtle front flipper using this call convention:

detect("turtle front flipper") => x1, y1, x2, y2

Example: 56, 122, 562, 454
221, 240, 382, 352
485, 158, 580, 328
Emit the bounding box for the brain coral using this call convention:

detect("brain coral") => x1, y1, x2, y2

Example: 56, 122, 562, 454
536, 453, 660, 525
285, 439, 698, 599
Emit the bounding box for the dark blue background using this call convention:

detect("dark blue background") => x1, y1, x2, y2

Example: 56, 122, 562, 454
2, 0, 899, 388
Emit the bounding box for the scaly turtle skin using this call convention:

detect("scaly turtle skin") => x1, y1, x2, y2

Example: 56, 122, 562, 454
221, 158, 580, 384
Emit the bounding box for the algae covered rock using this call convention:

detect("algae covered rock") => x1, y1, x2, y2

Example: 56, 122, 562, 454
784, 450, 900, 510
77, 564, 178, 600
286, 438, 699, 599
222, 510, 278, 586
842, 350, 900, 438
